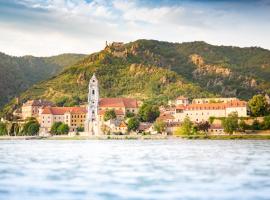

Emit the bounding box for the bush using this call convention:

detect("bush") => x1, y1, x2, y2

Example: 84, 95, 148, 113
222, 112, 238, 134
0, 122, 8, 136
127, 117, 140, 131
104, 109, 117, 121
125, 111, 135, 118
21, 118, 40, 136
175, 116, 194, 135
57, 124, 69, 135
153, 120, 166, 133
51, 122, 62, 135
138, 103, 160, 122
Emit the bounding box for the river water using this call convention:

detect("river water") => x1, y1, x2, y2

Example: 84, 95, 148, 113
0, 140, 269, 200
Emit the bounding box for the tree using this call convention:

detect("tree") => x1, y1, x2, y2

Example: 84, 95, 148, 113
57, 124, 69, 135
0, 122, 8, 136
248, 94, 269, 117
104, 109, 117, 121
251, 119, 260, 130
127, 117, 140, 131
51, 122, 62, 135
262, 116, 270, 130
153, 120, 166, 133
175, 116, 193, 135
138, 103, 160, 122
222, 112, 238, 134
238, 119, 248, 132
196, 121, 210, 133
28, 123, 40, 135
125, 111, 135, 118
21, 118, 40, 136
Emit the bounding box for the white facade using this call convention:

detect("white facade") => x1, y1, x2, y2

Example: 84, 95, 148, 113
174, 101, 247, 123
85, 74, 100, 135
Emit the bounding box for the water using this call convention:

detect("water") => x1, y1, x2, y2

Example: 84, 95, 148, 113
0, 140, 270, 200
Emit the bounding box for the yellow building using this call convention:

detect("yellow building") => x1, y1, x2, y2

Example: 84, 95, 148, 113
39, 107, 86, 134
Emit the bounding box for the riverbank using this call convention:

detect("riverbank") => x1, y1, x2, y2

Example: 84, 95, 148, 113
1, 134, 270, 140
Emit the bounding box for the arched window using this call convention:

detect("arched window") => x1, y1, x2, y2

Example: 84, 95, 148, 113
92, 90, 95, 95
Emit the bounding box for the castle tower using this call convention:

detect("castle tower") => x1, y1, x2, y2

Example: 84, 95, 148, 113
85, 73, 99, 135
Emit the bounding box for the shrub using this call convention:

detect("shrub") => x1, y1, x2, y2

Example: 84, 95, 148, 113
222, 112, 238, 134
127, 117, 140, 131
0, 122, 8, 136
57, 124, 69, 135
175, 116, 193, 135
104, 109, 117, 121
153, 120, 166, 133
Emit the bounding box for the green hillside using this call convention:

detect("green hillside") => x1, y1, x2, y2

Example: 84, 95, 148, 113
2, 39, 270, 118
0, 53, 86, 108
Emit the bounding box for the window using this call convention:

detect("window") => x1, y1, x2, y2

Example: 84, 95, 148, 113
92, 90, 95, 95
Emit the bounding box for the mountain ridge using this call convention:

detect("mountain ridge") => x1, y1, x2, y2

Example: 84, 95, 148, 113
1, 39, 270, 118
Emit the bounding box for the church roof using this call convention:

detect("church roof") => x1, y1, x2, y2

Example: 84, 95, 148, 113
99, 98, 138, 108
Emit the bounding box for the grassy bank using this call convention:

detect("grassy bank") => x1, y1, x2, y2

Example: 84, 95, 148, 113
1, 134, 270, 140
179, 134, 270, 140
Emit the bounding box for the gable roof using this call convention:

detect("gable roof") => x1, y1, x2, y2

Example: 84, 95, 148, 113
41, 107, 86, 115
176, 100, 247, 111
99, 98, 138, 108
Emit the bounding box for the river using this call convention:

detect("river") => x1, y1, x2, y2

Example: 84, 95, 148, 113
0, 140, 269, 200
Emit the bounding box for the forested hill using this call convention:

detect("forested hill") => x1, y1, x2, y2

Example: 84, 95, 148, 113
0, 53, 86, 108
2, 39, 270, 117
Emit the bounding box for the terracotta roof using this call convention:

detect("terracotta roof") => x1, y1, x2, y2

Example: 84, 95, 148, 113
119, 121, 127, 128
41, 107, 86, 115
157, 113, 175, 121
99, 98, 138, 108
98, 109, 125, 116
23, 100, 54, 107
138, 122, 153, 131
176, 100, 247, 111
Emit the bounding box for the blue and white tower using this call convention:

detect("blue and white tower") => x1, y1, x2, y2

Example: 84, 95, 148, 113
85, 73, 99, 135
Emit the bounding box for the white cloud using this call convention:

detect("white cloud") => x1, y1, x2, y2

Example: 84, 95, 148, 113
0, 0, 269, 56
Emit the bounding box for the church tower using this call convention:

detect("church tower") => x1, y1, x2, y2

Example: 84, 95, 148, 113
85, 73, 99, 135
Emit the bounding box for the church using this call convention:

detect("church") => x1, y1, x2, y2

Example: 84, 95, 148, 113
84, 74, 139, 135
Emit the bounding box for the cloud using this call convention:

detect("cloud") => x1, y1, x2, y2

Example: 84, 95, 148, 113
0, 0, 269, 56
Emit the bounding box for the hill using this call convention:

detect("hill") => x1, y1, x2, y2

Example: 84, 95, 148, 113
0, 53, 86, 108
2, 39, 270, 117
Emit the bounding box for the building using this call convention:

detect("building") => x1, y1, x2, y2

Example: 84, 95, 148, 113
174, 100, 247, 123
84, 74, 139, 135
39, 106, 86, 134
85, 74, 99, 135
21, 99, 54, 120
169, 96, 189, 106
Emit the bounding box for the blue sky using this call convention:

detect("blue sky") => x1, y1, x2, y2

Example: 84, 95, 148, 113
0, 0, 270, 56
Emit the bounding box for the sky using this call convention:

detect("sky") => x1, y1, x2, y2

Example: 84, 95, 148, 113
0, 0, 270, 56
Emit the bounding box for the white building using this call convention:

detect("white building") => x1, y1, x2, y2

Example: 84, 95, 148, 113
174, 100, 247, 123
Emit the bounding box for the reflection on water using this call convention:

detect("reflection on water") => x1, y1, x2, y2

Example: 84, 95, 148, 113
0, 140, 270, 200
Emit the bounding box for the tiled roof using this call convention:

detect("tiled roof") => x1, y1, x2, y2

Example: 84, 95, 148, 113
157, 113, 175, 121
138, 122, 152, 131
176, 100, 247, 110
99, 98, 138, 108
119, 121, 127, 128
41, 107, 86, 115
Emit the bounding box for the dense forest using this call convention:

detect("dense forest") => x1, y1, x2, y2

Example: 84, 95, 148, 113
0, 53, 86, 108
1, 39, 270, 117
